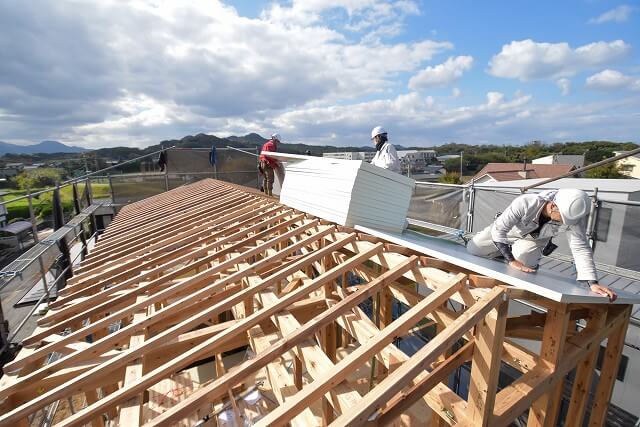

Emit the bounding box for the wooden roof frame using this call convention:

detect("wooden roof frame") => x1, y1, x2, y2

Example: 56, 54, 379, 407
0, 179, 632, 427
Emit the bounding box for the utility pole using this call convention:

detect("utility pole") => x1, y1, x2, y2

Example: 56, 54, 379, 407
459, 151, 463, 176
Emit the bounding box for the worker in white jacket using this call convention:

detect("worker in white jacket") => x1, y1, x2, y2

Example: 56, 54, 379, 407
370, 126, 401, 173
467, 189, 617, 301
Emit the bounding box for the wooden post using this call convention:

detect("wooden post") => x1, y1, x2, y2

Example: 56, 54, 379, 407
527, 305, 571, 427
84, 389, 105, 427
431, 302, 452, 427
588, 306, 631, 427
294, 356, 303, 391
341, 271, 350, 347
467, 299, 508, 426
565, 309, 607, 427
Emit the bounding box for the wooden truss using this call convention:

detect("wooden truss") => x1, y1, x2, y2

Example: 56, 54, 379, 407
0, 179, 631, 426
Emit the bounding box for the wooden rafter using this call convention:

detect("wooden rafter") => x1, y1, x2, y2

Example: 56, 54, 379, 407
0, 179, 633, 427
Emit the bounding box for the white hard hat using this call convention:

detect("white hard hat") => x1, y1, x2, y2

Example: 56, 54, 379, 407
554, 189, 590, 225
370, 126, 387, 140
271, 133, 281, 142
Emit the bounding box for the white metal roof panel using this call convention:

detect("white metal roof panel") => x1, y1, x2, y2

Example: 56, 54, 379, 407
356, 225, 640, 306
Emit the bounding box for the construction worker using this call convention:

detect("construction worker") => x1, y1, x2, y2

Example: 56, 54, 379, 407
466, 189, 617, 301
259, 133, 282, 196
370, 126, 401, 173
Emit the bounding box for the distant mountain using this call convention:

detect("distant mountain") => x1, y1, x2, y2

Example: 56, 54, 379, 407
0, 140, 87, 154
156, 133, 370, 156
227, 133, 267, 146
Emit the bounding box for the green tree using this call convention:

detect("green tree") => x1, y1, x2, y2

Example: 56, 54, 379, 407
439, 172, 462, 184
443, 158, 460, 173
15, 168, 63, 190
584, 163, 627, 179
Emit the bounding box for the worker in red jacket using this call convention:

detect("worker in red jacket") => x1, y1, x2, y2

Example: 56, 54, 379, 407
259, 133, 282, 196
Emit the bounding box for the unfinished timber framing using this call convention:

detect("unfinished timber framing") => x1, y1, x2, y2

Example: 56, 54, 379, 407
0, 178, 632, 426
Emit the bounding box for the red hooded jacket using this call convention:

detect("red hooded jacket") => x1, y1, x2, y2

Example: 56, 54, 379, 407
259, 139, 278, 169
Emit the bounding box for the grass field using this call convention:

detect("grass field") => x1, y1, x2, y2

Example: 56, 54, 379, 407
1, 183, 111, 221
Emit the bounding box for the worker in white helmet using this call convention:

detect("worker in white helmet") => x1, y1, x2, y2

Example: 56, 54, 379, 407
370, 126, 401, 173
467, 189, 617, 301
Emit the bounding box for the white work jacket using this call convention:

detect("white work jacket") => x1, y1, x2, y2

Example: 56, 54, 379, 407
490, 190, 597, 281
371, 143, 401, 174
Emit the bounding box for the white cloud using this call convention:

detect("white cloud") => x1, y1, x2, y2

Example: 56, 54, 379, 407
589, 5, 634, 24
489, 39, 630, 81
585, 69, 640, 91
270, 90, 537, 146
0, 1, 638, 149
0, 0, 450, 148
556, 78, 571, 96
408, 56, 474, 90
261, 0, 420, 42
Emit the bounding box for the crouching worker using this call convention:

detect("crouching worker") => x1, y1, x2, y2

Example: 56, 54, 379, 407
466, 188, 617, 301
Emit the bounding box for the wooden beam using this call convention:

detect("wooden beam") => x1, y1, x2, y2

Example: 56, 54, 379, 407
142, 252, 415, 426
329, 286, 506, 426
587, 306, 631, 427
0, 232, 357, 424
527, 306, 571, 427
244, 263, 362, 416
502, 340, 538, 373
565, 309, 607, 427
377, 341, 474, 425
466, 299, 508, 426
255, 268, 464, 427
7, 221, 328, 379
117, 300, 148, 427
492, 305, 629, 427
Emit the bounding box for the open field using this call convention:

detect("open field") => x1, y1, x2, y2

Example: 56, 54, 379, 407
1, 184, 111, 221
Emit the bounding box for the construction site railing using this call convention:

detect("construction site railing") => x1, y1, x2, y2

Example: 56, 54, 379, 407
0, 146, 261, 365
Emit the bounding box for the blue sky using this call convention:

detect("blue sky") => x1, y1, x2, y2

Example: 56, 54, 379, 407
0, 0, 638, 148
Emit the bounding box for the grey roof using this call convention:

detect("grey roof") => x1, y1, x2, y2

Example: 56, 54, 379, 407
475, 177, 640, 194
539, 255, 640, 321
0, 221, 33, 235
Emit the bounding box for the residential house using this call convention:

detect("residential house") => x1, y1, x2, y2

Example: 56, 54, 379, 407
532, 154, 585, 168
473, 162, 575, 183
615, 151, 640, 179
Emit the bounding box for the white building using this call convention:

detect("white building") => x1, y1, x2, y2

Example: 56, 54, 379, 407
614, 151, 640, 179
436, 154, 460, 162
532, 154, 585, 168
324, 149, 436, 172
322, 151, 375, 162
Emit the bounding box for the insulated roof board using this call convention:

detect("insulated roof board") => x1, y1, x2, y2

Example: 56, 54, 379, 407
266, 152, 415, 233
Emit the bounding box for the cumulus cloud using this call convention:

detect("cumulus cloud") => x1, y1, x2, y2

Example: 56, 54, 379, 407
0, 1, 638, 149
0, 0, 450, 147
488, 39, 630, 81
261, 0, 420, 42
585, 69, 640, 91
556, 78, 571, 96
408, 56, 474, 90
589, 5, 634, 24
270, 90, 537, 146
